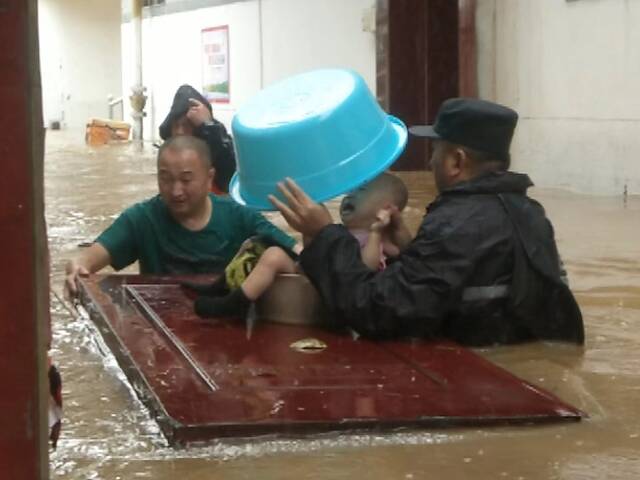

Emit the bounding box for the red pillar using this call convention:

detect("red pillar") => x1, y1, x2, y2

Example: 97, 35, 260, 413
459, 0, 478, 98
0, 0, 49, 478
377, 0, 469, 170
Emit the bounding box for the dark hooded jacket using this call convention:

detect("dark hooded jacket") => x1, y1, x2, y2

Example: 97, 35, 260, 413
300, 171, 584, 346
159, 85, 236, 192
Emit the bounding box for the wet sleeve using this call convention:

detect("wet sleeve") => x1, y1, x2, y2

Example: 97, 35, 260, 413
94, 209, 139, 271
241, 209, 297, 252
299, 224, 473, 339
196, 121, 236, 193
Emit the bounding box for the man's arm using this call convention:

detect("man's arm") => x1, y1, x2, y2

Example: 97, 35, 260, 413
64, 243, 111, 298
360, 230, 383, 270
360, 208, 390, 270
241, 206, 298, 253
388, 207, 413, 251
299, 223, 470, 339
268, 178, 470, 339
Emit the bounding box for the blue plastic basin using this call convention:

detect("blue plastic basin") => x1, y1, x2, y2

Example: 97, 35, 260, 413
229, 69, 407, 210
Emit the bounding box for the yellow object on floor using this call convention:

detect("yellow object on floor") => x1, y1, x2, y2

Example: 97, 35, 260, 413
85, 118, 130, 146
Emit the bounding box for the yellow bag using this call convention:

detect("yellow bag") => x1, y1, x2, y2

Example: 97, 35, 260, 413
224, 239, 269, 290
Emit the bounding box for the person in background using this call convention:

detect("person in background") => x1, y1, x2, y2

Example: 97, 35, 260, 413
159, 84, 236, 194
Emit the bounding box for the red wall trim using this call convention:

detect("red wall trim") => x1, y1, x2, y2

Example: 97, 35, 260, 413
376, 0, 478, 170
0, 0, 48, 477
458, 0, 478, 98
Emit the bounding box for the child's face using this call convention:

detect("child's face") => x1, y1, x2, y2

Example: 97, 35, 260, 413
340, 185, 396, 229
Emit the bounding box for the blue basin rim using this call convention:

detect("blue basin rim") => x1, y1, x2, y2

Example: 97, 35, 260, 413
229, 115, 408, 210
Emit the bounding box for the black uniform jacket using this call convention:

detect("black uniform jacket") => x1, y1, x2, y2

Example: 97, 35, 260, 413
300, 171, 584, 346
159, 84, 236, 192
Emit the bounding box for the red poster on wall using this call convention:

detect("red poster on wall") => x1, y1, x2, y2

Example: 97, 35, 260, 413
201, 26, 230, 103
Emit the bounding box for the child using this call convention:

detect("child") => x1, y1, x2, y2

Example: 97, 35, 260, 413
191, 173, 410, 318
339, 172, 411, 270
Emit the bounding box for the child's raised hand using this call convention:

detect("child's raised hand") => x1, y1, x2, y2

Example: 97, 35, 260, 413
388, 205, 408, 231
387, 205, 413, 250
370, 208, 392, 232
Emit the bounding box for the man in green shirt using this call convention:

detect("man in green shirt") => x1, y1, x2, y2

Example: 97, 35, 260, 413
65, 135, 297, 297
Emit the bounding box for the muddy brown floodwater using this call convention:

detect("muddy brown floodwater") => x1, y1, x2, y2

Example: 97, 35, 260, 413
46, 131, 640, 479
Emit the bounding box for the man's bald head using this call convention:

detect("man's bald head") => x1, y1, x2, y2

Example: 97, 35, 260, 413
157, 135, 213, 169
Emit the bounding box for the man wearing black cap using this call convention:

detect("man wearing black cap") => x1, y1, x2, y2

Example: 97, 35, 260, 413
270, 98, 584, 346
159, 84, 236, 193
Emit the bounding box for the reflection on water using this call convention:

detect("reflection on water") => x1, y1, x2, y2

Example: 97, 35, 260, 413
47, 131, 640, 479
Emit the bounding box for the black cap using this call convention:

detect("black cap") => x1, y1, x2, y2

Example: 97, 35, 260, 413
409, 98, 518, 156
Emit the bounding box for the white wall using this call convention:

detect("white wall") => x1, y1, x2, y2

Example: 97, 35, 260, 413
39, 0, 123, 129
121, 0, 376, 141
260, 0, 376, 87
477, 0, 640, 195
122, 1, 261, 140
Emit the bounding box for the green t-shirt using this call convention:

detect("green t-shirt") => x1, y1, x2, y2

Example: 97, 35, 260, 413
96, 194, 296, 274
